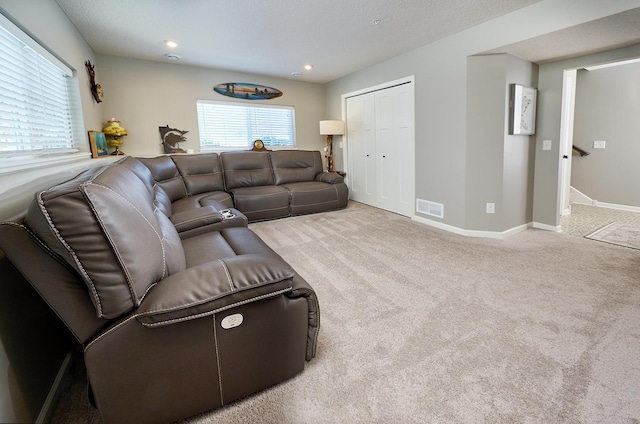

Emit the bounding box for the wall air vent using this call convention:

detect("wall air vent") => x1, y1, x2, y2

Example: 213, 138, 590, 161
416, 199, 444, 219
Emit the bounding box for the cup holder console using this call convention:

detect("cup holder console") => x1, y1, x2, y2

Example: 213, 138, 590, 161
220, 209, 236, 219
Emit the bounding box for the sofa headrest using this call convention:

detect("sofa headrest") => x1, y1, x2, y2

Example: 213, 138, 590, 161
171, 153, 225, 195
138, 156, 187, 202
220, 151, 275, 190
270, 150, 323, 185
25, 159, 186, 319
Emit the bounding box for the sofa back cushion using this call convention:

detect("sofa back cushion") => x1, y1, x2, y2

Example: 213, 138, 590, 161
138, 156, 187, 201
220, 151, 275, 190
25, 160, 186, 319
270, 150, 323, 185
171, 153, 225, 195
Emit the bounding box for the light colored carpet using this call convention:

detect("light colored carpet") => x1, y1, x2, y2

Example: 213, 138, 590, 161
586, 222, 640, 251
52, 202, 640, 423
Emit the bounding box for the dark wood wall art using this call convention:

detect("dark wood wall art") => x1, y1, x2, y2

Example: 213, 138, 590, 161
85, 60, 103, 103
159, 125, 188, 154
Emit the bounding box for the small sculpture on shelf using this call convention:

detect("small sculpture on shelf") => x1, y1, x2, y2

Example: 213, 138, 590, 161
159, 125, 188, 154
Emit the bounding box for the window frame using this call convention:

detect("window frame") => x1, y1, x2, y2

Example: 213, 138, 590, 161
196, 99, 296, 152
0, 12, 85, 172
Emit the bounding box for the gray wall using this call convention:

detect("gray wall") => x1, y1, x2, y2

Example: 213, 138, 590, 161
571, 63, 640, 207
95, 55, 327, 157
466, 54, 537, 232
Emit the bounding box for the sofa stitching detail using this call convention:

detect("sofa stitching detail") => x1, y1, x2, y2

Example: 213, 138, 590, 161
35, 191, 104, 317
232, 191, 287, 198
213, 315, 225, 406
137, 288, 292, 327
136, 273, 294, 316
84, 315, 137, 350
219, 259, 234, 291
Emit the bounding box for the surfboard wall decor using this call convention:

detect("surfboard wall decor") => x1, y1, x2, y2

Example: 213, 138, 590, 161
213, 82, 283, 100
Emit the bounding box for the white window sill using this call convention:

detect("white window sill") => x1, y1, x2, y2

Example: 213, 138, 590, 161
0, 152, 121, 221
0, 151, 91, 176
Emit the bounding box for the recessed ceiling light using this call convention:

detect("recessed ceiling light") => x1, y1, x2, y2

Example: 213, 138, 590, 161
291, 71, 302, 77
165, 53, 181, 60
165, 40, 178, 48
304, 64, 313, 70
373, 18, 382, 25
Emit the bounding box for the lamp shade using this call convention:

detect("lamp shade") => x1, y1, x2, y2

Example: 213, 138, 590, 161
103, 118, 128, 137
319, 120, 344, 136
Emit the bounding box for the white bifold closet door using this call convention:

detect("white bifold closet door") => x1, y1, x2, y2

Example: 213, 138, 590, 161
346, 82, 414, 217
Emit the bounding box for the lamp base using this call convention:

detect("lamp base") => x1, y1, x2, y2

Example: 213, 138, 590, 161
111, 146, 125, 155
325, 135, 334, 172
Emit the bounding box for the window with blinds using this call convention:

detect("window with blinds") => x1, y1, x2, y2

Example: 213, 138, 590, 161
0, 14, 81, 156
196, 100, 296, 150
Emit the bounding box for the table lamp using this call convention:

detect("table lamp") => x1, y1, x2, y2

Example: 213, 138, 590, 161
103, 118, 128, 155
319, 120, 344, 172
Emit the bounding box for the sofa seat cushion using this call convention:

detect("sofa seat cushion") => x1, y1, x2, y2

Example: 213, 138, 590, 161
135, 254, 294, 327
281, 181, 346, 215
182, 227, 281, 268
229, 186, 290, 221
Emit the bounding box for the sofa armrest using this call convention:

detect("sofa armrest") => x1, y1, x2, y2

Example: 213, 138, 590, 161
135, 254, 294, 327
169, 206, 222, 233
287, 275, 320, 360
315, 171, 344, 184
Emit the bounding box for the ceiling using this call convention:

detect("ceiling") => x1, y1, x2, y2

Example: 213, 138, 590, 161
55, 0, 640, 83
482, 7, 640, 64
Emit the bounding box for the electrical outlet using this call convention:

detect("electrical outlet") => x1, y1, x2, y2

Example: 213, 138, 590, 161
542, 140, 552, 150
593, 140, 606, 149
486, 203, 495, 214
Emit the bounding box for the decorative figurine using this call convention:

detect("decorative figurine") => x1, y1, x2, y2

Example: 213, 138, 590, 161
159, 125, 188, 154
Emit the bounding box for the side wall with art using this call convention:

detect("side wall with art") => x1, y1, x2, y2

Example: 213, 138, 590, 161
326, 1, 639, 232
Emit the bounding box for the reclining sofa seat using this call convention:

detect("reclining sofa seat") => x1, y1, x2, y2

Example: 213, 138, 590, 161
220, 151, 291, 221
0, 156, 319, 424
137, 153, 248, 238
270, 150, 348, 215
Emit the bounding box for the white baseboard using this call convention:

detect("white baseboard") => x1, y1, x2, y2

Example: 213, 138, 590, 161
36, 352, 72, 424
532, 222, 562, 232
569, 187, 640, 213
412, 215, 533, 239
593, 201, 640, 213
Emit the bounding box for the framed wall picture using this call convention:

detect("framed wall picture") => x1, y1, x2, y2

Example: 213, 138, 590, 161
88, 130, 108, 158
509, 84, 537, 135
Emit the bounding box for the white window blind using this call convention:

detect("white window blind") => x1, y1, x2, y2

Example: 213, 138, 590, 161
196, 100, 295, 150
0, 13, 81, 156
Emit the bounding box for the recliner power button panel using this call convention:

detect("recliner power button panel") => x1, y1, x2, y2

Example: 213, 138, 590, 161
221, 313, 244, 329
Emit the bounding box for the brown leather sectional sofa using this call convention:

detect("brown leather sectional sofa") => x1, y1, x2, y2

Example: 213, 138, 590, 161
138, 149, 348, 226
0, 149, 341, 424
